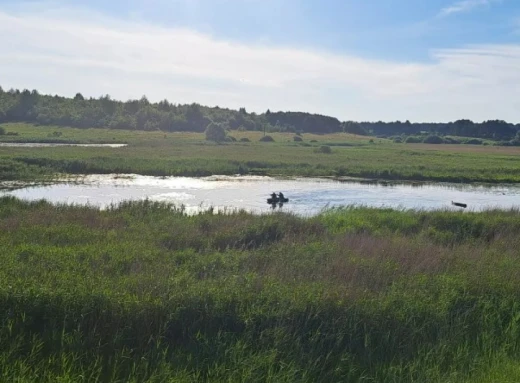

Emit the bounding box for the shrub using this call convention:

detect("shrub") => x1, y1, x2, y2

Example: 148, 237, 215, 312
259, 135, 275, 142
310, 140, 318, 143
0, 127, 4, 135
444, 137, 461, 144
423, 135, 444, 144
226, 136, 237, 142
464, 138, 483, 145
293, 136, 303, 142
205, 123, 227, 142
239, 137, 250, 142
405, 136, 422, 144
315, 145, 332, 154
393, 137, 403, 143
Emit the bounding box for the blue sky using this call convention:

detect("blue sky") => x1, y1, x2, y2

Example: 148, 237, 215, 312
1, 0, 520, 121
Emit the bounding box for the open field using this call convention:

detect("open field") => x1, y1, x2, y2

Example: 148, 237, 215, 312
1, 123, 520, 183
2, 198, 520, 381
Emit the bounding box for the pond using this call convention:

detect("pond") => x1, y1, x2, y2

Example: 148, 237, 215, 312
0, 143, 127, 148
1, 174, 519, 215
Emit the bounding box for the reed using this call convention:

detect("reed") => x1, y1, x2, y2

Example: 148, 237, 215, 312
2, 198, 520, 381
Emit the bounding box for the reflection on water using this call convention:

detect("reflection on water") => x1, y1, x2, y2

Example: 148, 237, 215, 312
1, 174, 519, 215
0, 143, 127, 148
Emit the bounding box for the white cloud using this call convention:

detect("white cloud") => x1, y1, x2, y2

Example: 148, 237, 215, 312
439, 0, 500, 17
0, 5, 519, 122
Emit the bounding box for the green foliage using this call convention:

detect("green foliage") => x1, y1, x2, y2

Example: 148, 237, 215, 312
1, 86, 518, 139
343, 121, 368, 135
444, 137, 461, 144
464, 138, 483, 145
2, 199, 520, 381
205, 123, 227, 142
405, 136, 422, 143
293, 135, 303, 142
0, 126, 4, 135
259, 135, 275, 142
423, 135, 445, 144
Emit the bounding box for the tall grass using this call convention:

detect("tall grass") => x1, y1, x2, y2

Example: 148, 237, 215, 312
2, 197, 520, 381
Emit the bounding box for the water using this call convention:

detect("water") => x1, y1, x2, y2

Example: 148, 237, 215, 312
0, 143, 127, 148
1, 174, 519, 215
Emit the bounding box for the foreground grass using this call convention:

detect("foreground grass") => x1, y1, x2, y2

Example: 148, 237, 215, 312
2, 123, 520, 183
2, 198, 520, 381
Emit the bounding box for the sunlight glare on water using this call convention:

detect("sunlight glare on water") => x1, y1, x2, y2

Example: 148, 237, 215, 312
1, 174, 520, 215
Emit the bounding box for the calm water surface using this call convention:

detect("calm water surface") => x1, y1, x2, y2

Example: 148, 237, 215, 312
2, 174, 520, 215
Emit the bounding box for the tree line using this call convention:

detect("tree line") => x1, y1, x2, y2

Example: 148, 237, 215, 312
0, 86, 518, 140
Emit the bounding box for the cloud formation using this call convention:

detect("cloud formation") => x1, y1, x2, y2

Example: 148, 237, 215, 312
439, 0, 499, 16
0, 5, 519, 122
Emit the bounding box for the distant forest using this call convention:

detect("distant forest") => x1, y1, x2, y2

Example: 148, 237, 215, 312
1, 86, 519, 141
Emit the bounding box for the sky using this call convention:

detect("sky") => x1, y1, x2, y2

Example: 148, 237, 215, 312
1, 0, 520, 122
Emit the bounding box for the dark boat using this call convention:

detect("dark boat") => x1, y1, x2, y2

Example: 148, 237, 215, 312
452, 201, 467, 208
267, 197, 289, 204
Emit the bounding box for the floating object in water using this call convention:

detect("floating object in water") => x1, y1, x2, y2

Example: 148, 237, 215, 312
267, 193, 289, 204
267, 197, 289, 204
452, 201, 467, 208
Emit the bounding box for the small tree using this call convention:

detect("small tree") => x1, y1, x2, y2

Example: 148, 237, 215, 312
205, 122, 227, 142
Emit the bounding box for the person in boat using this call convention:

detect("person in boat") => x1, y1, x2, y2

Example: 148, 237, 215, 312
270, 192, 277, 202
278, 192, 285, 201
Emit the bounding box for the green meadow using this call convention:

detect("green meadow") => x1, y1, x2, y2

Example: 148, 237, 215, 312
2, 123, 520, 183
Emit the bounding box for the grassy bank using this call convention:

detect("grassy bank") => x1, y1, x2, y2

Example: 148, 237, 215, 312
2, 123, 520, 183
2, 197, 520, 381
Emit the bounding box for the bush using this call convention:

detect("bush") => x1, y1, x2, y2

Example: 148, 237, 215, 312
423, 135, 444, 144
259, 135, 275, 142
444, 137, 461, 144
0, 127, 4, 135
393, 137, 403, 143
310, 140, 318, 143
293, 136, 303, 142
464, 138, 483, 145
405, 136, 422, 144
205, 123, 227, 142
239, 137, 250, 142
226, 136, 237, 142
315, 145, 332, 154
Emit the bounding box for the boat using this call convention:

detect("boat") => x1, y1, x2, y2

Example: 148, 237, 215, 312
451, 201, 467, 208
267, 197, 289, 204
